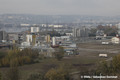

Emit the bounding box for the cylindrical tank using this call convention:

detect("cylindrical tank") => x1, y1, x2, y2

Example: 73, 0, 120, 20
52, 37, 56, 46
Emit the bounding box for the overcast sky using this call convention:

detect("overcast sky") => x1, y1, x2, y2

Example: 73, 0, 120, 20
0, 0, 119, 16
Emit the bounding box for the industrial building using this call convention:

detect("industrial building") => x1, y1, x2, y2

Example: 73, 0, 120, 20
26, 34, 33, 43
96, 30, 104, 39
31, 26, 39, 33
0, 31, 8, 42
116, 23, 120, 35
51, 36, 71, 46
72, 27, 89, 38
111, 37, 120, 44
8, 32, 19, 43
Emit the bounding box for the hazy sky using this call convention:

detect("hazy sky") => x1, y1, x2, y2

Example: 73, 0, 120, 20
0, 0, 119, 16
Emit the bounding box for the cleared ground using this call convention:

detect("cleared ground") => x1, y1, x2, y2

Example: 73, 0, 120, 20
0, 42, 120, 80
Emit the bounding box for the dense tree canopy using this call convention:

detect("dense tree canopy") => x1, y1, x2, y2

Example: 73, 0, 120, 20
53, 47, 64, 61
0, 48, 39, 67
45, 67, 70, 80
97, 25, 118, 36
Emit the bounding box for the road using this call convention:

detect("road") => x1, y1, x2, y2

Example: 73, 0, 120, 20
78, 48, 119, 54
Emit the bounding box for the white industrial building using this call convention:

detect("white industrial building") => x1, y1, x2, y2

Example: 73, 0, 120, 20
26, 34, 32, 43
52, 36, 71, 46
8, 33, 19, 43
41, 24, 63, 28
66, 33, 73, 36
99, 54, 107, 57
20, 24, 30, 26
111, 37, 120, 44
53, 25, 63, 28
55, 36, 70, 43
52, 37, 56, 46
31, 27, 39, 33
21, 42, 30, 47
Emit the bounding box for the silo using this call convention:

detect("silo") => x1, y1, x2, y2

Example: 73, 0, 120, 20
26, 34, 32, 43
45, 35, 51, 43
32, 35, 36, 46
52, 37, 56, 46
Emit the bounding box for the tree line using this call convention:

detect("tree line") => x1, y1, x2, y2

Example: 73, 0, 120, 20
0, 48, 39, 67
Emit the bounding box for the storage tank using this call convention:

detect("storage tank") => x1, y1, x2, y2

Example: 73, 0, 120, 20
52, 37, 56, 46
26, 34, 32, 43
45, 35, 51, 43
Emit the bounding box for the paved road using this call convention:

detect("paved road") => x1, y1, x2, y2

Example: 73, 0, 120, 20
78, 48, 119, 54
106, 57, 113, 61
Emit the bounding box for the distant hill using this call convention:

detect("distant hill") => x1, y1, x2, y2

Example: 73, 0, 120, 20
0, 14, 120, 25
